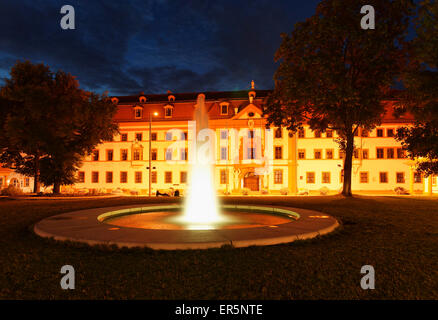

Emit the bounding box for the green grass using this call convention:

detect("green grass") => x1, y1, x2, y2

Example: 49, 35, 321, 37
0, 195, 437, 299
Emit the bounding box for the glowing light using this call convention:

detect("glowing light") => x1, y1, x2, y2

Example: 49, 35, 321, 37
153, 112, 158, 116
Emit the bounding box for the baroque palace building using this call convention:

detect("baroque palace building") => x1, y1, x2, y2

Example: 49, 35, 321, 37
1, 83, 437, 195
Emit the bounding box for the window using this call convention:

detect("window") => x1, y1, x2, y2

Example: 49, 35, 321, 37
387, 129, 394, 137
248, 130, 254, 139
298, 129, 305, 138
92, 150, 99, 161
133, 149, 142, 161
314, 149, 322, 159
314, 130, 321, 138
151, 149, 157, 161
360, 172, 369, 183
361, 129, 369, 137
220, 147, 227, 160
274, 170, 283, 184
298, 149, 306, 159
362, 149, 369, 159
120, 172, 127, 183
322, 172, 331, 184
136, 133, 142, 141
92, 171, 99, 183
180, 148, 187, 161
135, 171, 142, 183
353, 149, 359, 159
78, 172, 85, 183
326, 130, 333, 138
180, 171, 187, 184
377, 148, 384, 159
326, 149, 334, 159
165, 171, 172, 183
339, 150, 345, 159
379, 172, 388, 183
397, 148, 406, 159
181, 132, 188, 140
151, 171, 157, 183
220, 104, 228, 115
107, 150, 113, 161
220, 130, 228, 139
165, 149, 172, 160
151, 132, 157, 141
387, 148, 395, 159
376, 129, 384, 137
134, 108, 142, 119
306, 172, 315, 184
120, 149, 128, 161
247, 147, 256, 159
165, 107, 173, 117
396, 172, 405, 184
275, 128, 282, 138
414, 172, 422, 183
220, 170, 228, 184
275, 146, 282, 159
121, 133, 128, 141
106, 171, 113, 183
165, 132, 172, 141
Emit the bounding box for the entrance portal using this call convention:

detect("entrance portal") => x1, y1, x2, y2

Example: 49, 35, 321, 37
243, 173, 259, 191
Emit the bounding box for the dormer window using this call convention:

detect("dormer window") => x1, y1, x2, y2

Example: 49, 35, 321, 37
139, 96, 146, 103
134, 106, 143, 119
111, 97, 119, 104
164, 105, 173, 118
219, 103, 228, 115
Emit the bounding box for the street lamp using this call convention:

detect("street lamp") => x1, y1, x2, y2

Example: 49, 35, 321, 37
148, 111, 158, 197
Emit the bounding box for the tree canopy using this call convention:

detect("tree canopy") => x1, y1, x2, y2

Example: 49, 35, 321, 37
396, 0, 438, 176
0, 61, 119, 193
265, 0, 413, 196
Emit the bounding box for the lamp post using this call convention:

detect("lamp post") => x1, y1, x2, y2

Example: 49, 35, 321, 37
149, 111, 158, 197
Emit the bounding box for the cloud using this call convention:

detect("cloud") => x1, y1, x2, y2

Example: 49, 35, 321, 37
0, 0, 321, 95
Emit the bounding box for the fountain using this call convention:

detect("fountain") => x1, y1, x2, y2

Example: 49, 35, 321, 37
33, 94, 339, 249
180, 94, 222, 229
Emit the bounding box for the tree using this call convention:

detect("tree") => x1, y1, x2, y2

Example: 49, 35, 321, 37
0, 62, 53, 193
0, 61, 119, 193
265, 0, 413, 196
396, 0, 438, 176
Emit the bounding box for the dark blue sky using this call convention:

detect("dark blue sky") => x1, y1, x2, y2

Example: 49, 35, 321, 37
0, 0, 321, 95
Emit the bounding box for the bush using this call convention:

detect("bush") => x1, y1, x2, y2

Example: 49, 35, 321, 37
298, 188, 309, 195
241, 188, 250, 195
0, 185, 24, 196
261, 189, 268, 195
280, 187, 288, 195
394, 187, 409, 195
319, 186, 329, 195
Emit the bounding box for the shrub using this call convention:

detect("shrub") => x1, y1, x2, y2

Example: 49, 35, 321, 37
394, 187, 409, 195
280, 187, 288, 195
0, 185, 24, 196
319, 186, 329, 195
261, 189, 268, 195
241, 188, 250, 195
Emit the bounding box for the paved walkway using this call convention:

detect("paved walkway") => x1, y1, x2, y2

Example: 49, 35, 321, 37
34, 204, 339, 250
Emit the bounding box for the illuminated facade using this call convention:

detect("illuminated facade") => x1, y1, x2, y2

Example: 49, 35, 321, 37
71, 86, 437, 195
2, 86, 436, 195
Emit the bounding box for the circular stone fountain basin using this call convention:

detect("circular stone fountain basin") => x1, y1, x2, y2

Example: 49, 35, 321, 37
100, 205, 298, 230
34, 204, 339, 250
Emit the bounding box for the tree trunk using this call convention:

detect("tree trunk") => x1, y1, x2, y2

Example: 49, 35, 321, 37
53, 181, 61, 194
33, 153, 41, 194
342, 132, 354, 197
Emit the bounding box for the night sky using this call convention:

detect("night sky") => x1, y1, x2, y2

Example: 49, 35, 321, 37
0, 0, 321, 96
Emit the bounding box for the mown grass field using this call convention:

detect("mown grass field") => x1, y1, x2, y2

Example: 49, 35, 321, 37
0, 195, 436, 299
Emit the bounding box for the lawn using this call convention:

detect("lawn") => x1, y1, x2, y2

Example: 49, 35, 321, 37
0, 195, 436, 299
